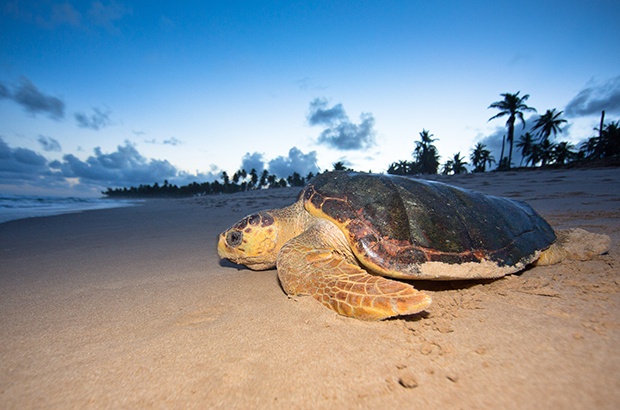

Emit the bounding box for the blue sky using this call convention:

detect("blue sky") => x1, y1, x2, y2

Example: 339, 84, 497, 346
1, 0, 619, 195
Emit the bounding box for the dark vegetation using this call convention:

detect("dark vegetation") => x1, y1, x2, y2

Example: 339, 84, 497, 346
388, 94, 619, 176
104, 92, 619, 198
103, 169, 313, 198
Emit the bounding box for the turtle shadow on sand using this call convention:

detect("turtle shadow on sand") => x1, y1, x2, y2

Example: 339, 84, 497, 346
217, 171, 611, 321
407, 277, 501, 293
218, 258, 250, 270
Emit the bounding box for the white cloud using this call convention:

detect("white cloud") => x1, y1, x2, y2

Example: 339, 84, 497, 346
307, 98, 377, 150
74, 107, 112, 130
268, 147, 320, 178
1, 77, 65, 119
37, 135, 62, 152
565, 76, 620, 118
241, 152, 265, 173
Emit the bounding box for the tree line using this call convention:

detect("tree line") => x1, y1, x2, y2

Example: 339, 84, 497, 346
387, 92, 619, 175
104, 91, 619, 198
103, 169, 314, 198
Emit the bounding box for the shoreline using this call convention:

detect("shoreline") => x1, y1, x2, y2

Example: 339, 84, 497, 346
0, 195, 143, 225
1, 167, 618, 408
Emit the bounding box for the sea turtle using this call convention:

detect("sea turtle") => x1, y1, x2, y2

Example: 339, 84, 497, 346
217, 171, 610, 320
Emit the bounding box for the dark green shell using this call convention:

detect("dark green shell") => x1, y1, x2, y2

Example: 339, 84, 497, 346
302, 171, 556, 273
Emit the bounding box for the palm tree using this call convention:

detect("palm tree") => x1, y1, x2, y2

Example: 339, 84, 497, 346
602, 120, 620, 157
259, 169, 269, 188
579, 120, 620, 160
551, 141, 577, 165
536, 139, 555, 167
516, 132, 536, 167
451, 152, 468, 174
387, 160, 415, 175
442, 159, 453, 175
531, 109, 567, 143
232, 171, 241, 184
469, 143, 494, 172
249, 168, 258, 189
488, 92, 537, 169
267, 174, 277, 188
333, 161, 354, 171
442, 152, 468, 175
527, 143, 542, 167
287, 172, 304, 187
413, 129, 440, 174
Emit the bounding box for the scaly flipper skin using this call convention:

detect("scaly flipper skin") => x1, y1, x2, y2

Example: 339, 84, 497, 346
277, 219, 431, 320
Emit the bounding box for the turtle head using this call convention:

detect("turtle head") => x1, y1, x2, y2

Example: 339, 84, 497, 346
217, 211, 280, 270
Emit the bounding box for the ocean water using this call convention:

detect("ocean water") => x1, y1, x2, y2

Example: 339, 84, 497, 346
0, 195, 143, 224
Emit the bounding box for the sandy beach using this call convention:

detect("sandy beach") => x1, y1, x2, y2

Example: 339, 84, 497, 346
1, 167, 619, 409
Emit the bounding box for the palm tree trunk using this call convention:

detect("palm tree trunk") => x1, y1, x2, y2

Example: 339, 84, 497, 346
600, 110, 605, 140
507, 118, 515, 168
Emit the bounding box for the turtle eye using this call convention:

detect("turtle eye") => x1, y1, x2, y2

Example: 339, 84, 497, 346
226, 231, 243, 247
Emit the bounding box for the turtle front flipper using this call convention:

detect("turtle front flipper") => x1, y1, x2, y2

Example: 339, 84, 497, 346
277, 220, 431, 320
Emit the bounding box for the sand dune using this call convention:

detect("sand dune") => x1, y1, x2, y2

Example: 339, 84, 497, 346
1, 167, 619, 408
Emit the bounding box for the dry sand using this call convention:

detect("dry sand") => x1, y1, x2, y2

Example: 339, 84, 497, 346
1, 167, 619, 409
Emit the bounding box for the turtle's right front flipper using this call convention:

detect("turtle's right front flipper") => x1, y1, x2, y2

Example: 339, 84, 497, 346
277, 221, 431, 321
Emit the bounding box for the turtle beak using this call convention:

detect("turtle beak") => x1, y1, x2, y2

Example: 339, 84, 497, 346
216, 230, 277, 271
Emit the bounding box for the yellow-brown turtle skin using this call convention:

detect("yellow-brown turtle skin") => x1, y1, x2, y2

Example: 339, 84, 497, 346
218, 171, 559, 320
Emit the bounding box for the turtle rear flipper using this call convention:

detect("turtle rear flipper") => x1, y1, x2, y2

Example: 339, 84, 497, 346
536, 228, 611, 265
277, 221, 431, 320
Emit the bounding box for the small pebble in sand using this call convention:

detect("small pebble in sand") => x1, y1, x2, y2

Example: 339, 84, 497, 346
398, 372, 419, 388
420, 341, 434, 355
